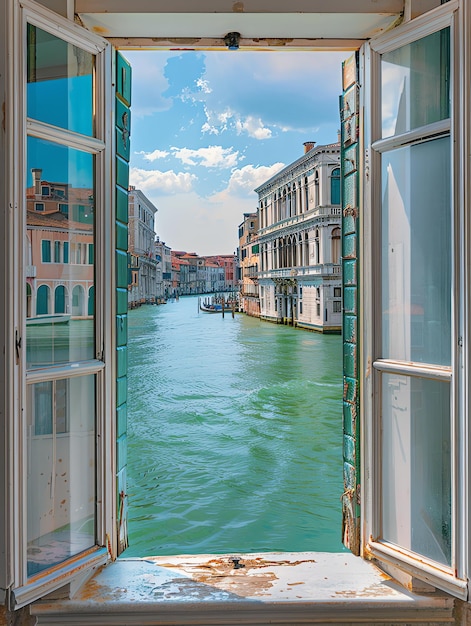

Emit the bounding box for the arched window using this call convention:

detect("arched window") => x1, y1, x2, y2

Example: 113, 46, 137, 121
288, 235, 294, 267
72, 285, 85, 316
26, 283, 32, 318
54, 285, 66, 314
315, 228, 320, 264
36, 284, 50, 315
292, 183, 297, 215
88, 286, 95, 316
331, 227, 341, 263
331, 167, 341, 205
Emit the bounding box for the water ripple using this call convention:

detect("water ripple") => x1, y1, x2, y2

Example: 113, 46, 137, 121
122, 296, 346, 557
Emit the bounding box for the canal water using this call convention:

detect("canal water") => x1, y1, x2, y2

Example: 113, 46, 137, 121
123, 295, 346, 557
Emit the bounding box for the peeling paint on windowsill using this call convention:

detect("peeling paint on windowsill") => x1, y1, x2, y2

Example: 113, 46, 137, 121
30, 552, 455, 625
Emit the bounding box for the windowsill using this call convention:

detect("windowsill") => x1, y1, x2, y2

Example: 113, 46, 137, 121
30, 551, 455, 624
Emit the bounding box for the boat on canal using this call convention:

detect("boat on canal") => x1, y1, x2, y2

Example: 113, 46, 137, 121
26, 313, 71, 325
199, 295, 238, 313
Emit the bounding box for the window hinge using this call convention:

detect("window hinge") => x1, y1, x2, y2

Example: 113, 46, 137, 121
15, 329, 22, 362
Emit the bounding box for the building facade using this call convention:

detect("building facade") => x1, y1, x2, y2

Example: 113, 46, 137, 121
155, 239, 172, 299
26, 168, 95, 321
238, 212, 260, 317
204, 254, 238, 292
127, 186, 159, 306
256, 142, 341, 332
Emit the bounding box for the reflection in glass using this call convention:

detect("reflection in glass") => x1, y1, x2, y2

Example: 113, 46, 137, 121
381, 374, 451, 566
26, 136, 95, 368
381, 28, 450, 138
381, 137, 451, 366
27, 24, 95, 136
27, 375, 96, 577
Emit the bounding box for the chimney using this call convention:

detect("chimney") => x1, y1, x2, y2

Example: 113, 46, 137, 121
303, 141, 316, 154
31, 168, 42, 195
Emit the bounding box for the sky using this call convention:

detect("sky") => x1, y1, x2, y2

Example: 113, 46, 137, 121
124, 50, 347, 256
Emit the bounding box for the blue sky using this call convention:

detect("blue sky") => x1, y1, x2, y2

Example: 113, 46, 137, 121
124, 50, 346, 255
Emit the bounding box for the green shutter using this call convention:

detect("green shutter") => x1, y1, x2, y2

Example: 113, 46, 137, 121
340, 52, 361, 556
41, 239, 51, 263
88, 243, 94, 265
115, 51, 131, 555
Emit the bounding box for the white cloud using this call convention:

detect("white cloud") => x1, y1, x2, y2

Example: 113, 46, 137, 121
201, 106, 234, 135
119, 51, 172, 118
150, 191, 244, 255
171, 145, 240, 168
137, 149, 169, 162
197, 51, 345, 140
130, 167, 196, 194
235, 115, 272, 140
227, 163, 284, 193
201, 122, 219, 135
200, 106, 271, 139
196, 77, 212, 94
210, 162, 285, 201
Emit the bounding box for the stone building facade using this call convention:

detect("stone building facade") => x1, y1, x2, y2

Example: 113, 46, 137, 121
238, 212, 260, 317
256, 141, 342, 332
128, 186, 159, 305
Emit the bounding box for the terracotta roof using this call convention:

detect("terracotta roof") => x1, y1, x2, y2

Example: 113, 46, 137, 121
27, 210, 93, 232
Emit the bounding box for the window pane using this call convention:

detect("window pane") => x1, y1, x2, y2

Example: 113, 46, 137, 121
381, 374, 451, 566
27, 375, 96, 577
331, 168, 341, 204
381, 137, 451, 365
381, 29, 450, 138
26, 136, 95, 368
41, 240, 51, 263
27, 24, 95, 136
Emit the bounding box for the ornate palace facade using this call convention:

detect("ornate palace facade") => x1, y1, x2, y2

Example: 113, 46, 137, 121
256, 141, 341, 332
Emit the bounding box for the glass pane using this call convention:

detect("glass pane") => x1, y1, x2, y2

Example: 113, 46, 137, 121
27, 24, 95, 136
381, 29, 450, 138
27, 375, 96, 577
381, 374, 451, 566
381, 136, 451, 365
26, 136, 95, 368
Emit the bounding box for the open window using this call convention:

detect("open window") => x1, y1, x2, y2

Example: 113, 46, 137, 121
6, 0, 115, 608
4, 0, 471, 618
362, 2, 468, 599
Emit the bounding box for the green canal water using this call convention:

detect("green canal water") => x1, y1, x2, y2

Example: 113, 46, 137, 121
123, 295, 346, 557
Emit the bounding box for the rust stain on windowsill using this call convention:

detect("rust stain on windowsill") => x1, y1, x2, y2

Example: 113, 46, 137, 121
152, 556, 317, 597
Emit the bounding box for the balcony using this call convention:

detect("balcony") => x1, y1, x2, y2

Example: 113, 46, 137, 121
259, 206, 342, 238
258, 264, 341, 280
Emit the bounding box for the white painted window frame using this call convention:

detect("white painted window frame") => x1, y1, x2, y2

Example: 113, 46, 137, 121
3, 0, 469, 617
361, 0, 469, 600
6, 0, 115, 610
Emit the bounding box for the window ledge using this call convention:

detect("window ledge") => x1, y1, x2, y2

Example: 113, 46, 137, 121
31, 552, 455, 625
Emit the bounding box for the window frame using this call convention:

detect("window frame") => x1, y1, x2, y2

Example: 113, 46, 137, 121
362, 1, 468, 599
2, 0, 468, 616
7, 0, 115, 609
